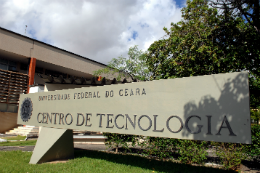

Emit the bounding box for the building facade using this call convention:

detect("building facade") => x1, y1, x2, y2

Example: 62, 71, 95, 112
0, 27, 131, 133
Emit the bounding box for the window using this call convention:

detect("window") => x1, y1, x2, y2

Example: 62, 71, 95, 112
0, 58, 17, 71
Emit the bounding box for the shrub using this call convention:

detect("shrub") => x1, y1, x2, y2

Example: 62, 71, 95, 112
213, 142, 246, 170
243, 125, 260, 161
104, 125, 260, 169
177, 140, 208, 165
250, 108, 260, 125
140, 137, 179, 159
103, 133, 137, 153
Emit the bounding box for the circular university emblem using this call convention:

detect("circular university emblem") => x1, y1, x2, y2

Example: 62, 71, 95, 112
20, 97, 33, 122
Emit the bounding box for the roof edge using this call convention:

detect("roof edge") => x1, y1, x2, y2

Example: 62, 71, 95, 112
0, 26, 108, 67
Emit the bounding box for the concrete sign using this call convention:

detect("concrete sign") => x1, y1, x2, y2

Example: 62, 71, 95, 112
18, 72, 251, 144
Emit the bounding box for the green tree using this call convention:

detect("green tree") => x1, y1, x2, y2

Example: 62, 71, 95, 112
94, 45, 150, 81
146, 0, 259, 79
145, 0, 260, 107
210, 0, 260, 34
251, 107, 260, 124
146, 0, 226, 79
211, 7, 260, 77
249, 76, 260, 108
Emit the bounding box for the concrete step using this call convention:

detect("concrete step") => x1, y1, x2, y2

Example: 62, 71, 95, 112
6, 130, 33, 134
8, 129, 32, 133
6, 126, 39, 137
73, 135, 107, 144
6, 128, 105, 140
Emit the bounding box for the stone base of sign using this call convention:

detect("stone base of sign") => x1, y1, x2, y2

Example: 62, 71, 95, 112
29, 127, 74, 164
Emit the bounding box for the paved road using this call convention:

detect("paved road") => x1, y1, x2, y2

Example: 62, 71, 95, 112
0, 146, 35, 151
0, 143, 109, 152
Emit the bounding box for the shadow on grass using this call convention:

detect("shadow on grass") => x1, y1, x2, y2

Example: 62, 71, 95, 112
74, 148, 235, 173
242, 159, 260, 171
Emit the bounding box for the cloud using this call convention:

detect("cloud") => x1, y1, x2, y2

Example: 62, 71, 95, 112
0, 0, 184, 64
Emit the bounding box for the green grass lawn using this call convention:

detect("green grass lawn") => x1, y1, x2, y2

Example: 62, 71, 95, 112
1, 135, 26, 141
0, 140, 236, 173
0, 149, 236, 173
0, 140, 37, 146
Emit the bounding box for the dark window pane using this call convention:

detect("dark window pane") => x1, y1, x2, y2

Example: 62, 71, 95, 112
20, 63, 28, 71
9, 61, 16, 66
0, 63, 8, 70
0, 58, 8, 64
8, 66, 16, 71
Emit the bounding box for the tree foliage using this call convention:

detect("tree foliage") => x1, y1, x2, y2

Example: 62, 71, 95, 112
249, 76, 260, 108
146, 0, 225, 79
251, 106, 260, 124
210, 0, 260, 33
94, 45, 150, 81
146, 0, 259, 78
145, 0, 260, 106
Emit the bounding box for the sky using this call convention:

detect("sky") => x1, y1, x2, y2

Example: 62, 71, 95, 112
0, 0, 186, 64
